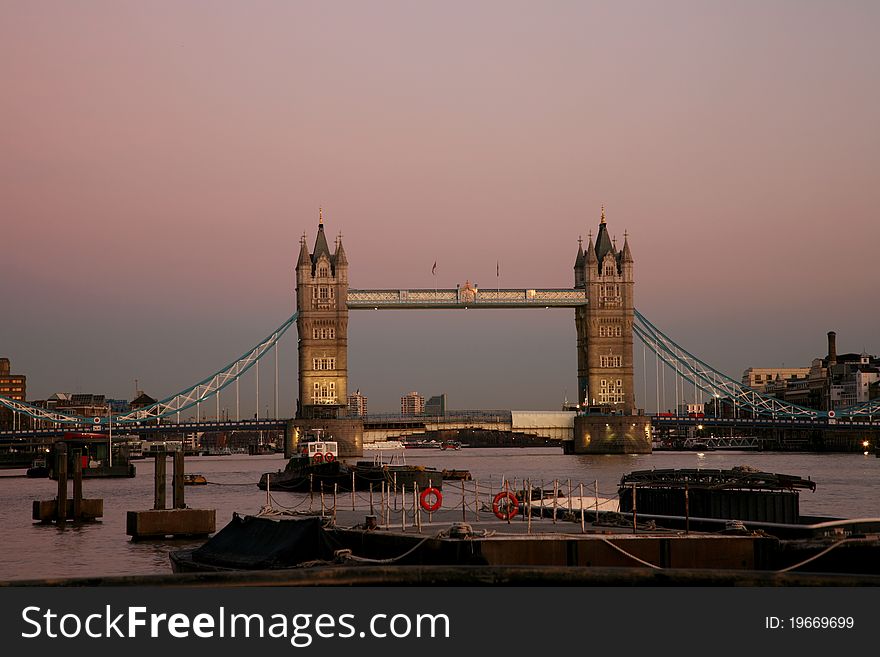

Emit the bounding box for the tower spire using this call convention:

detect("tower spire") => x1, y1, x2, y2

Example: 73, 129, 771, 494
600, 205, 606, 224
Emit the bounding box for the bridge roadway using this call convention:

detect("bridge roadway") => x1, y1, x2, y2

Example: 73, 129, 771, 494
652, 416, 878, 430
0, 412, 577, 444
2, 413, 875, 446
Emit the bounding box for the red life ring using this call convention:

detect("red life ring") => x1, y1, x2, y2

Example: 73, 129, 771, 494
312, 452, 324, 463
419, 486, 442, 512
324, 452, 335, 462
492, 491, 519, 520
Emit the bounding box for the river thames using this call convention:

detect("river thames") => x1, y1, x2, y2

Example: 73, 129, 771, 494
0, 448, 877, 582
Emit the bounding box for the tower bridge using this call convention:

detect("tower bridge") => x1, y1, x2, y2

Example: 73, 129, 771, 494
294, 206, 646, 453
2, 208, 879, 458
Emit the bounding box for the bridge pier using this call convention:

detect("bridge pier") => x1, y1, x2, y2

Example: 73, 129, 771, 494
573, 414, 652, 454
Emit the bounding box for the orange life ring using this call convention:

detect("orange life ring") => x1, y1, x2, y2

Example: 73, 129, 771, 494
419, 486, 442, 512
312, 452, 324, 463
324, 452, 335, 462
492, 491, 519, 520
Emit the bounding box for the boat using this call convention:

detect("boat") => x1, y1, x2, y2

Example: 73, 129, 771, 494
441, 469, 472, 481
363, 440, 405, 451
184, 474, 208, 486
26, 457, 50, 478
615, 466, 880, 539
402, 439, 440, 449
258, 435, 442, 493
439, 440, 462, 450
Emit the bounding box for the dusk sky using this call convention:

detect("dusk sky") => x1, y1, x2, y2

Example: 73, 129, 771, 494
2, 2, 878, 415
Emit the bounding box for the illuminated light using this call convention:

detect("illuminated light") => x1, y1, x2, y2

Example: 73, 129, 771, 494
862, 440, 870, 448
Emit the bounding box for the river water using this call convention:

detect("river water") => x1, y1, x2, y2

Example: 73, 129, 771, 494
0, 448, 877, 582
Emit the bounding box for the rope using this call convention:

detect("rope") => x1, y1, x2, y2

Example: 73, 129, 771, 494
775, 538, 862, 573
600, 538, 662, 569
336, 532, 444, 564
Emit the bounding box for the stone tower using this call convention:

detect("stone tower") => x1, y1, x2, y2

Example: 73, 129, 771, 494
295, 211, 349, 419
574, 207, 636, 414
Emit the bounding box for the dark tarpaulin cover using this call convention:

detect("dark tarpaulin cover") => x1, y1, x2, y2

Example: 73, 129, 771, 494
191, 515, 342, 570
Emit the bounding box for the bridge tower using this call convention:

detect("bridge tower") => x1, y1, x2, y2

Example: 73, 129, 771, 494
574, 207, 636, 414
295, 211, 349, 419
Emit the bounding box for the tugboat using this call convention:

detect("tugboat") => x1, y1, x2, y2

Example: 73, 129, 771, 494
26, 457, 50, 478
258, 430, 441, 492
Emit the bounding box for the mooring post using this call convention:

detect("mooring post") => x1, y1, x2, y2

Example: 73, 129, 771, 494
333, 483, 338, 525
473, 478, 479, 522
527, 480, 532, 534
428, 478, 434, 523
632, 482, 637, 533
461, 478, 466, 522
568, 479, 573, 517
685, 483, 690, 535
71, 448, 82, 521
552, 479, 558, 524
369, 483, 374, 515
415, 483, 422, 533
320, 482, 325, 518
351, 472, 356, 511
56, 442, 67, 523
580, 483, 586, 533
539, 479, 544, 521
595, 479, 599, 524
173, 451, 185, 509
154, 450, 166, 510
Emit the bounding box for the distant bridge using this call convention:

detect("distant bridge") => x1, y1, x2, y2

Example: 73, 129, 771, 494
362, 411, 576, 442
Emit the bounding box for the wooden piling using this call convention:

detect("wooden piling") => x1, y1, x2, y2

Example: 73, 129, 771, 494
154, 451, 166, 510
173, 451, 185, 509
369, 483, 374, 515
56, 442, 67, 523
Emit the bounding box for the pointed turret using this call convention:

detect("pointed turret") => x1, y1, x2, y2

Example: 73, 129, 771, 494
574, 236, 585, 287
312, 208, 332, 265
585, 230, 597, 265
297, 233, 311, 268
335, 232, 348, 267
574, 237, 585, 269
621, 230, 633, 263
594, 206, 614, 267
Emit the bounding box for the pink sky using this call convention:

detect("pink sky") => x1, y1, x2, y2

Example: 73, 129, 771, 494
2, 2, 878, 413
